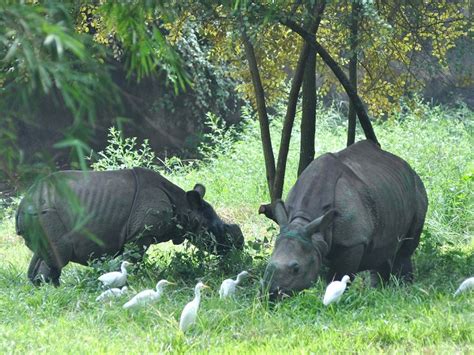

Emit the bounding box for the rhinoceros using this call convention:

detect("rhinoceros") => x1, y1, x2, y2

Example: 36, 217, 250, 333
261, 140, 427, 298
16, 167, 244, 286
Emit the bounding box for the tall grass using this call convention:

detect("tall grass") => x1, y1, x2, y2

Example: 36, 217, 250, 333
1, 100, 472, 353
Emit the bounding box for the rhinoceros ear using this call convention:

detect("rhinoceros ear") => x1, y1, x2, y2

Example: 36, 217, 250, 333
193, 184, 206, 198
273, 199, 289, 227
303, 209, 337, 237
311, 233, 329, 257
186, 190, 203, 210
258, 203, 277, 223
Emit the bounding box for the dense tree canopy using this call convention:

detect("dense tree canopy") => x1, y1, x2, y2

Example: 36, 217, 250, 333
0, 1, 471, 196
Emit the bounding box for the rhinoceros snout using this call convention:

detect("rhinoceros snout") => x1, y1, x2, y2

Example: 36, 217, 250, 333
262, 260, 305, 300
225, 223, 244, 250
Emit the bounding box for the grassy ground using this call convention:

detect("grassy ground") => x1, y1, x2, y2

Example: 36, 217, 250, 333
1, 102, 473, 353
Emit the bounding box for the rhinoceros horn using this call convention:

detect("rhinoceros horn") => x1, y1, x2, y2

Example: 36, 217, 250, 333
303, 209, 337, 237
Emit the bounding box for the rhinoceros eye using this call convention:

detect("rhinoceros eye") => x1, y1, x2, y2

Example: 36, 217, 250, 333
289, 261, 300, 274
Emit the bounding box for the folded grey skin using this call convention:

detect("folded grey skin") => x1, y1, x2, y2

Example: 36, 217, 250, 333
261, 140, 428, 300
16, 167, 244, 286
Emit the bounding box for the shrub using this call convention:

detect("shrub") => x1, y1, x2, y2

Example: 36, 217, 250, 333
89, 127, 159, 171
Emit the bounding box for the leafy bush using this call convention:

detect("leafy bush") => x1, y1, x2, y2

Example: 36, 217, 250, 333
89, 127, 159, 171
198, 112, 241, 161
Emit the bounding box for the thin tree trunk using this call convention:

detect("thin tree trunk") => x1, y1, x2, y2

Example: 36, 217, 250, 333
298, 1, 326, 176
347, 1, 360, 146
273, 2, 327, 199
283, 18, 379, 146
272, 45, 309, 200
241, 31, 276, 200
298, 47, 316, 176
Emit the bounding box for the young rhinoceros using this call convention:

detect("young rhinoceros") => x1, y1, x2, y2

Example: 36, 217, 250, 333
261, 140, 427, 299
16, 167, 244, 286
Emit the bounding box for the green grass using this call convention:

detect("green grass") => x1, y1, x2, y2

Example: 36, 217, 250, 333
1, 101, 473, 353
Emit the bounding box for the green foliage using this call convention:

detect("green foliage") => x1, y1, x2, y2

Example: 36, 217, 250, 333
97, 2, 189, 89
173, 1, 471, 114
0, 2, 120, 186
0, 3, 118, 121
198, 112, 241, 161
90, 127, 159, 171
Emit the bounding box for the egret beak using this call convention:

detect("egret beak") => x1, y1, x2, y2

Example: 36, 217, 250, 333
167, 282, 177, 285
202, 284, 210, 289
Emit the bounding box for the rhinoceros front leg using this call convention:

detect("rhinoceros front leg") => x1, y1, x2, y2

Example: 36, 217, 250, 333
27, 253, 61, 286
326, 244, 365, 283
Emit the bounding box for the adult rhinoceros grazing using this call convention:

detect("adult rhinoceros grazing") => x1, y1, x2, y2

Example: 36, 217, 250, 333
16, 167, 244, 286
262, 140, 427, 299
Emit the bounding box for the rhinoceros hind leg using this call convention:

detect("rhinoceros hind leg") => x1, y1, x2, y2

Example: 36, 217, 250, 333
391, 254, 414, 283
370, 268, 390, 287
390, 222, 422, 284
27, 253, 61, 286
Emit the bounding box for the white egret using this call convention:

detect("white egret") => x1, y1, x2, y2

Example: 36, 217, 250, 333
123, 280, 175, 309
323, 275, 351, 306
96, 286, 128, 302
454, 277, 474, 296
219, 271, 249, 299
98, 261, 132, 288
179, 282, 209, 332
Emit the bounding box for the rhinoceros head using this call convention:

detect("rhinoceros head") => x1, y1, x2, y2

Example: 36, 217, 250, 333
185, 184, 244, 254
262, 200, 336, 299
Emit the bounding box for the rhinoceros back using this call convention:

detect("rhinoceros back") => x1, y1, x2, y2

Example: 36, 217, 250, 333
18, 170, 136, 263
57, 170, 136, 234
334, 141, 421, 248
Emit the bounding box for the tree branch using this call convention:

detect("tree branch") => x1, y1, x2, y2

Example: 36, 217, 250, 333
272, 45, 308, 199
299, 46, 316, 176
298, 0, 326, 176
282, 18, 379, 146
241, 31, 276, 199
273, 1, 326, 199
347, 0, 360, 146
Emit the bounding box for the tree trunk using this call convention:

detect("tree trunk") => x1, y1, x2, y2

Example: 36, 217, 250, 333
272, 45, 309, 200
298, 1, 326, 176
241, 31, 276, 199
298, 47, 316, 176
273, 2, 327, 198
283, 19, 379, 146
347, 1, 360, 147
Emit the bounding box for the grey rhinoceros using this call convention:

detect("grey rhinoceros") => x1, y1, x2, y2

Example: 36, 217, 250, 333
16, 167, 244, 286
261, 140, 428, 299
